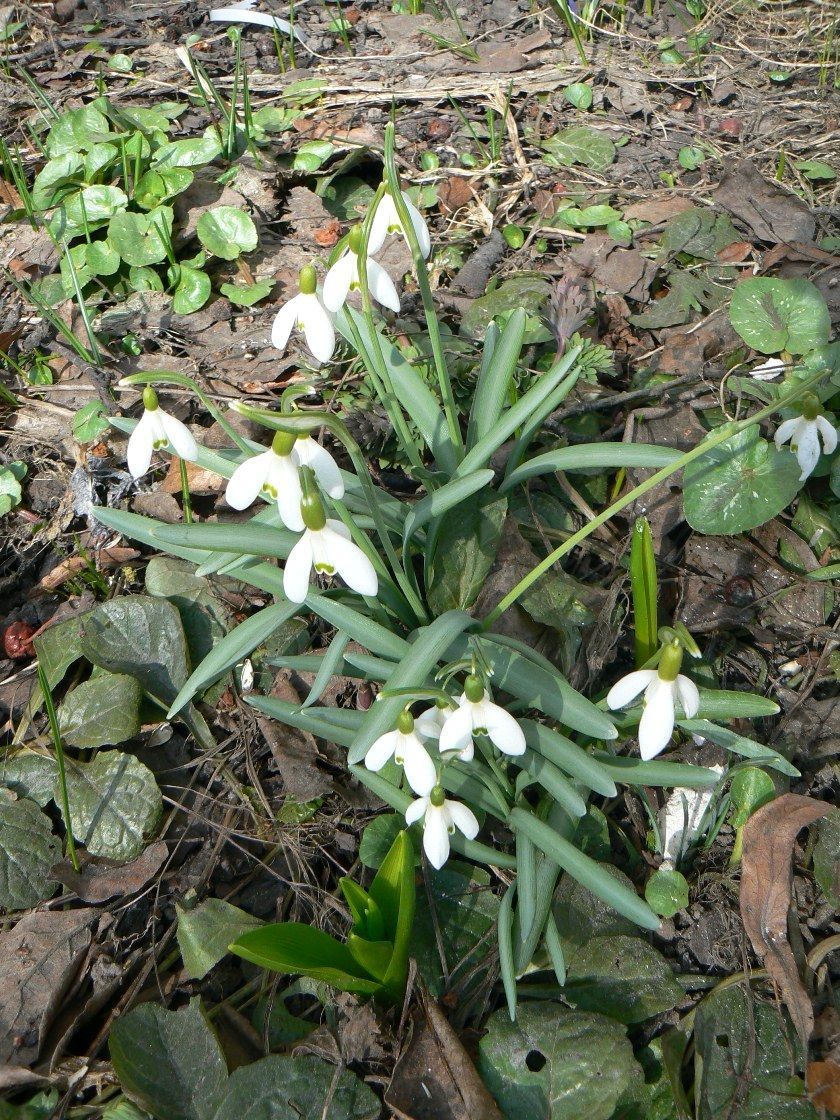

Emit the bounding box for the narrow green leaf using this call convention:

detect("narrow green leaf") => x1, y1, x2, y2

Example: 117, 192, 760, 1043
467, 308, 525, 450
246, 695, 361, 747
498, 881, 518, 1020
520, 720, 617, 797
346, 934, 394, 983
516, 750, 588, 819
500, 443, 681, 493
515, 831, 537, 944
696, 689, 780, 719
306, 590, 408, 661
154, 521, 297, 559
509, 807, 660, 930
678, 718, 798, 777
230, 923, 380, 993
402, 469, 494, 550
303, 631, 350, 708
543, 912, 567, 986
592, 753, 722, 788
630, 517, 658, 668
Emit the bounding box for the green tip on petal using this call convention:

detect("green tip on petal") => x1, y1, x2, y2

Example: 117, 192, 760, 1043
142, 385, 159, 411
299, 264, 317, 295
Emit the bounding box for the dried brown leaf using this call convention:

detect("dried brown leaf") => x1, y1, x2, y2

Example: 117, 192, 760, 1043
50, 840, 168, 904
807, 1060, 840, 1114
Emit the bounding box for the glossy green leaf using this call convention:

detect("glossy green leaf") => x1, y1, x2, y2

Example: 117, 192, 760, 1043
466, 308, 525, 449
63, 751, 162, 862
176, 897, 263, 980
196, 207, 258, 260
229, 923, 381, 994
729, 276, 830, 356
630, 517, 658, 667
0, 791, 59, 909
520, 721, 617, 797
501, 442, 681, 492
678, 719, 797, 776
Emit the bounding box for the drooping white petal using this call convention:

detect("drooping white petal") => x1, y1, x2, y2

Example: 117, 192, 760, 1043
794, 419, 821, 481
366, 258, 400, 313
439, 701, 474, 754
638, 679, 676, 760
403, 194, 431, 259
283, 533, 314, 603
298, 292, 335, 364
325, 518, 351, 541
319, 526, 378, 597
294, 437, 344, 499
367, 196, 393, 255
423, 804, 451, 869
226, 450, 272, 510
750, 357, 785, 381
400, 734, 437, 795
405, 795, 429, 826
606, 669, 658, 711
270, 294, 301, 352
126, 410, 157, 478
675, 674, 700, 720
415, 706, 447, 741
365, 730, 398, 772
322, 252, 356, 313
482, 701, 526, 757
815, 414, 838, 456
268, 454, 304, 531
159, 410, 198, 462
447, 799, 480, 840
774, 416, 803, 450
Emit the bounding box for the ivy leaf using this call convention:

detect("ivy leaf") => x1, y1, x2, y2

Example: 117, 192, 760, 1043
62, 750, 162, 862
563, 934, 683, 1023
684, 426, 802, 535
0, 791, 60, 909
563, 83, 593, 109
72, 401, 110, 444
0, 461, 26, 516
152, 131, 222, 169
176, 897, 262, 980
426, 493, 507, 613
630, 271, 727, 329
196, 207, 258, 260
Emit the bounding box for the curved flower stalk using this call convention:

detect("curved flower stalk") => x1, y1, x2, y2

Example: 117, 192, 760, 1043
364, 708, 436, 794
439, 674, 526, 758
607, 638, 700, 760
774, 393, 838, 481
271, 264, 335, 365
283, 476, 378, 603
323, 225, 400, 314
127, 386, 198, 479
225, 430, 304, 530
406, 778, 479, 869
369, 189, 431, 260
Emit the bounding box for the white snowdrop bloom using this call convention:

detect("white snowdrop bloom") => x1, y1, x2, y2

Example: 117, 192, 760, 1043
369, 189, 431, 260
439, 675, 526, 759
405, 779, 479, 870
322, 225, 400, 314
270, 264, 335, 365
414, 704, 450, 742
774, 395, 838, 481
225, 430, 304, 531
606, 640, 700, 761
293, 434, 344, 500
750, 357, 785, 381
127, 386, 198, 479
283, 490, 378, 603
364, 709, 436, 795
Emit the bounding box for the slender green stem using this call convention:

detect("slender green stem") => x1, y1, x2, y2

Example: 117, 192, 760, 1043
485, 372, 829, 626
36, 660, 80, 872
383, 122, 464, 458
179, 457, 193, 524
119, 371, 252, 454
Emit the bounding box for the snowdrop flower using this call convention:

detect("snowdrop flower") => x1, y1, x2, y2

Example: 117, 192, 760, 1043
750, 356, 785, 381
369, 189, 431, 260
283, 481, 378, 603
364, 708, 436, 794
405, 778, 479, 870
606, 639, 700, 761
774, 393, 838, 481
271, 264, 335, 365
323, 225, 400, 314
439, 674, 526, 759
414, 703, 450, 742
293, 433, 344, 500
127, 386, 198, 479
225, 430, 304, 530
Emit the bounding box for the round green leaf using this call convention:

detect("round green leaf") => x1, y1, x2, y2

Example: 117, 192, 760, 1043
645, 868, 690, 918
564, 82, 593, 109
108, 206, 173, 267
62, 750, 162, 862
196, 206, 258, 260
108, 52, 134, 72
172, 265, 211, 314
86, 239, 121, 277
678, 146, 705, 170
542, 126, 616, 171
58, 672, 142, 749
31, 152, 84, 210
212, 1055, 380, 1120
729, 767, 775, 827
219, 278, 275, 307
684, 426, 803, 535
128, 265, 165, 292
729, 277, 831, 356
134, 168, 194, 210
152, 131, 222, 169
0, 792, 59, 909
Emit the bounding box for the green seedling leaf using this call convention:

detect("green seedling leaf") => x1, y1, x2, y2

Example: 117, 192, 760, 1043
684, 425, 802, 535
564, 82, 593, 109
108, 206, 174, 267
543, 126, 616, 171
502, 223, 525, 248
108, 52, 134, 71
176, 897, 263, 980
678, 145, 705, 170
0, 791, 59, 909
229, 923, 381, 994
606, 218, 632, 244
645, 867, 690, 918
211, 1055, 380, 1120
219, 278, 275, 306
196, 206, 258, 260
794, 159, 835, 181
58, 672, 142, 748
478, 1002, 641, 1120
171, 265, 211, 315
729, 767, 775, 828
0, 461, 26, 516
110, 1001, 228, 1120
729, 276, 831, 355
62, 750, 162, 862
559, 204, 623, 229
368, 829, 415, 999
292, 140, 335, 172
72, 401, 110, 444
564, 934, 683, 1023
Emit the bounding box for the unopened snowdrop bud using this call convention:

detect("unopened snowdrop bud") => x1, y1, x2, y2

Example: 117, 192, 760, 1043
405, 777, 479, 869
271, 264, 336, 365
438, 674, 526, 758
364, 707, 436, 794
225, 429, 304, 530
606, 638, 700, 760
322, 224, 401, 314
282, 469, 378, 604
126, 386, 198, 479
774, 393, 838, 481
